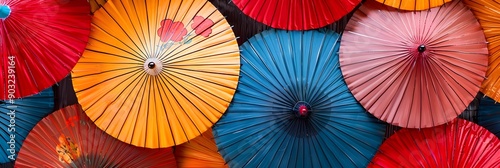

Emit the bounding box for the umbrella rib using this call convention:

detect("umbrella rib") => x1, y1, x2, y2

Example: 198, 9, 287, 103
122, 0, 151, 58
115, 72, 149, 146
239, 59, 293, 106
306, 115, 358, 165
160, 72, 212, 134
85, 39, 145, 62
99, 0, 151, 59
165, 50, 239, 65
428, 56, 477, 107
155, 71, 194, 145
307, 32, 341, 103
159, 24, 234, 63
153, 73, 178, 146
90, 68, 144, 122
89, 22, 146, 60
242, 117, 292, 167
247, 32, 298, 102
158, 12, 226, 62
73, 66, 142, 80
79, 68, 143, 112
163, 69, 233, 112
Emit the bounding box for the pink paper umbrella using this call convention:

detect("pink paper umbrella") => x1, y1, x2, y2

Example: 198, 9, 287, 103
339, 0, 489, 128
369, 119, 500, 168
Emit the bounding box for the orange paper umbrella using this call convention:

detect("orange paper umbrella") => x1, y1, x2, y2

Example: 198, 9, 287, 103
71, 0, 240, 148
369, 119, 500, 167
374, 0, 451, 10
16, 105, 177, 167
175, 129, 227, 168
340, 0, 488, 128
464, 0, 500, 102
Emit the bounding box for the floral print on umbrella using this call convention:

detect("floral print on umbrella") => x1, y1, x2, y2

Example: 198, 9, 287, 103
55, 134, 80, 164
157, 16, 214, 50
191, 16, 214, 37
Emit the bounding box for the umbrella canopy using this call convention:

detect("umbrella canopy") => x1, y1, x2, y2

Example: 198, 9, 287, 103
369, 119, 500, 167
374, 0, 451, 11
88, 0, 107, 13
0, 88, 53, 163
477, 95, 500, 138
231, 0, 361, 30
16, 104, 176, 167
0, 0, 91, 99
339, 0, 489, 128
175, 128, 227, 168
464, 0, 500, 102
71, 0, 240, 148
213, 29, 387, 168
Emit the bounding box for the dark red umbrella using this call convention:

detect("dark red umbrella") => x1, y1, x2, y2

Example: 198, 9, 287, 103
0, 0, 91, 99
231, 0, 361, 30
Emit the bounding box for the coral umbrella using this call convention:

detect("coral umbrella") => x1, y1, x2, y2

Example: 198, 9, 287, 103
0, 88, 53, 163
477, 95, 500, 138
231, 0, 361, 30
175, 129, 227, 168
340, 0, 488, 128
16, 104, 176, 167
71, 0, 240, 148
464, 0, 500, 102
0, 0, 91, 99
374, 0, 451, 11
369, 119, 500, 167
213, 29, 387, 168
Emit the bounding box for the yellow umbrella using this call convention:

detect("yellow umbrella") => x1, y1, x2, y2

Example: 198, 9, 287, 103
72, 0, 240, 148
175, 129, 227, 168
464, 0, 500, 101
374, 0, 451, 10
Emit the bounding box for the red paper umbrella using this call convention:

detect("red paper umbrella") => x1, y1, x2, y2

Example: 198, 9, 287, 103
0, 0, 91, 99
231, 0, 361, 30
369, 119, 500, 167
340, 0, 489, 128
16, 105, 176, 167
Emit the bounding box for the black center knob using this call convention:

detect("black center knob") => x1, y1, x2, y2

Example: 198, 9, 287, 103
418, 44, 426, 53
148, 62, 155, 69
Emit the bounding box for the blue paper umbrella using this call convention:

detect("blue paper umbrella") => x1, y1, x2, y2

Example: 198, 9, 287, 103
0, 88, 54, 163
478, 95, 500, 138
212, 29, 387, 168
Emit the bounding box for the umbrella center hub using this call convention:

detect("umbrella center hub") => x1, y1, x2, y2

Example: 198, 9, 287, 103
0, 5, 11, 19
143, 58, 163, 76
417, 44, 426, 53
293, 101, 311, 118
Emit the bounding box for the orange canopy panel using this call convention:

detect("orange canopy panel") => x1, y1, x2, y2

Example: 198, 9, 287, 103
71, 0, 240, 148
175, 129, 227, 168
374, 0, 451, 10
464, 0, 500, 102
88, 0, 107, 13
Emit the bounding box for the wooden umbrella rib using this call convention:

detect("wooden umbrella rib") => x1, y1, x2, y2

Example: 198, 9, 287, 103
156, 72, 200, 145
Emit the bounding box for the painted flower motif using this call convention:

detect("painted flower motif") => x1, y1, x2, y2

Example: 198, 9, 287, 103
65, 116, 78, 127
191, 16, 214, 37
157, 19, 187, 42
56, 134, 80, 164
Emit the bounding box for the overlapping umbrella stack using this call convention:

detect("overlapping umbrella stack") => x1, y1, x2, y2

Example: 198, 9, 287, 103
0, 0, 499, 167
